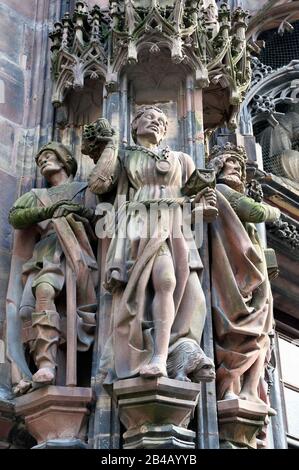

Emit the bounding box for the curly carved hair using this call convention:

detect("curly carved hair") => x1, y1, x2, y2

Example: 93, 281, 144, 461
131, 105, 168, 144
207, 143, 247, 189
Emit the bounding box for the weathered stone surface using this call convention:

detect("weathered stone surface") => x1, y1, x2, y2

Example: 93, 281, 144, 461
113, 377, 201, 449
0, 4, 28, 65
15, 385, 92, 446
0, 120, 15, 172
0, 170, 18, 326
124, 424, 196, 450
0, 170, 18, 251
217, 398, 269, 449
0, 0, 40, 20
0, 58, 24, 126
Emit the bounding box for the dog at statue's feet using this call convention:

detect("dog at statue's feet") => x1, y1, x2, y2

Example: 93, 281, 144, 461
167, 339, 215, 383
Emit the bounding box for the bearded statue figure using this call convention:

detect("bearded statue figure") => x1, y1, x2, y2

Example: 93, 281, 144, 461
207, 143, 280, 404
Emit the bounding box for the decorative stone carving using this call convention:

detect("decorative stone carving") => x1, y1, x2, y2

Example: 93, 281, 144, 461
6, 142, 98, 396
246, 1, 299, 43
50, 2, 108, 106
166, 339, 215, 382
113, 377, 201, 449
50, 1, 252, 130
85, 106, 215, 384
250, 57, 273, 89
251, 93, 276, 117
246, 178, 263, 202
14, 386, 92, 449
267, 217, 299, 250
241, 59, 299, 186
207, 144, 280, 403
206, 143, 281, 448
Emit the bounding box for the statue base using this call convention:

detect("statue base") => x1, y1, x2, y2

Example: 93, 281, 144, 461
33, 438, 87, 449
0, 395, 15, 449
15, 385, 92, 448
123, 424, 195, 449
217, 398, 269, 449
113, 377, 201, 449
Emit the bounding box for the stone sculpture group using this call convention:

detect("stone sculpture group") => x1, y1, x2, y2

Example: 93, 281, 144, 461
7, 106, 280, 413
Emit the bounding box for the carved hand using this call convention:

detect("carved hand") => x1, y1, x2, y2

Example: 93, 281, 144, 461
52, 203, 94, 220
82, 118, 118, 163
193, 187, 217, 207
192, 187, 218, 223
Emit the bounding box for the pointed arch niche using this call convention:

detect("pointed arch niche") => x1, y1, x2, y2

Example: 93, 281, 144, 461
114, 47, 205, 167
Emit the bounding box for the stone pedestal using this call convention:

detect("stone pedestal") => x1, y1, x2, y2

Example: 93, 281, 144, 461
0, 397, 15, 449
217, 398, 269, 449
113, 377, 201, 449
15, 386, 92, 449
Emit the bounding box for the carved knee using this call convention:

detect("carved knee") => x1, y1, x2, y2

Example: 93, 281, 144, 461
156, 272, 176, 293
35, 283, 56, 311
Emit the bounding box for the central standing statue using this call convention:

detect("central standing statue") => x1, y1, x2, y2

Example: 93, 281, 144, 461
83, 106, 216, 382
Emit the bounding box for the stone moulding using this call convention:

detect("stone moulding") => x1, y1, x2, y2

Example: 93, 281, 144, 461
217, 398, 269, 449
113, 376, 201, 449
243, 59, 299, 126
246, 1, 299, 43
14, 385, 92, 448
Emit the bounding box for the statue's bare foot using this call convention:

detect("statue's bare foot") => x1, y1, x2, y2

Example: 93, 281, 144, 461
223, 390, 239, 401
140, 362, 167, 378
176, 375, 191, 382
239, 392, 265, 405
13, 379, 32, 396
268, 406, 277, 416
32, 367, 55, 384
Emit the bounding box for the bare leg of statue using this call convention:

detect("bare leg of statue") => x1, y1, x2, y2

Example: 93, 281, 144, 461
140, 251, 176, 378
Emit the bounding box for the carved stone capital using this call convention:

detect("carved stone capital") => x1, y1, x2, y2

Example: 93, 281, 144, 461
113, 377, 201, 449
217, 398, 269, 449
0, 395, 15, 449
15, 386, 92, 449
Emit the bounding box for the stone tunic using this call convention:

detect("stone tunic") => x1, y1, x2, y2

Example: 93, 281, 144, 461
9, 182, 98, 351
97, 147, 206, 381
105, 148, 203, 289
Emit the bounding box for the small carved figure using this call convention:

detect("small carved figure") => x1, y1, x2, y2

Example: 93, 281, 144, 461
207, 143, 280, 404
7, 142, 98, 395
83, 106, 216, 383
167, 339, 216, 382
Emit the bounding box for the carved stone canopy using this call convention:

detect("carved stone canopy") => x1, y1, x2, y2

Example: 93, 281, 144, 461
49, 1, 252, 131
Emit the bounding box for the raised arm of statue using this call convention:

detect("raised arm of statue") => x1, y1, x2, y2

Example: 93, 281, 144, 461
82, 118, 121, 195
97, 105, 215, 385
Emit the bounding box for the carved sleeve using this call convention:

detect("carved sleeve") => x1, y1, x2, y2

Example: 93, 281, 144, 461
8, 191, 53, 229
217, 184, 281, 223
88, 143, 121, 195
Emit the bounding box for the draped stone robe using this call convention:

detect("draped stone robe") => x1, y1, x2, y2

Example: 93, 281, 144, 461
211, 184, 280, 399
95, 147, 206, 382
